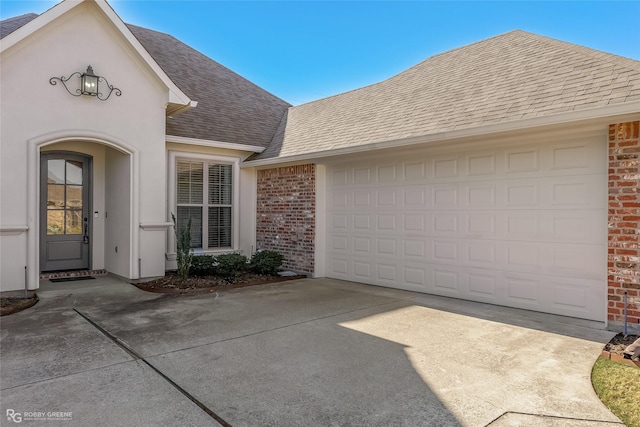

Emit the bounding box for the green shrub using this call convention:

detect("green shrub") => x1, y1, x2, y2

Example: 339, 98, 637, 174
190, 255, 215, 277
214, 253, 248, 282
250, 250, 283, 275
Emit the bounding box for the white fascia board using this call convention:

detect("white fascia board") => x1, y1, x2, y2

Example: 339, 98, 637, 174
165, 135, 266, 153
242, 102, 640, 168
0, 0, 192, 108
95, 0, 192, 107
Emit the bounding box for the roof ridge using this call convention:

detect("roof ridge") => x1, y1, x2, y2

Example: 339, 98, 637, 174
515, 30, 640, 72
291, 29, 640, 109
290, 30, 535, 107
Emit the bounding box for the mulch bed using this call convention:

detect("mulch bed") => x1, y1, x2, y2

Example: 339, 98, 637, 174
0, 296, 38, 316
132, 272, 307, 294
604, 333, 640, 357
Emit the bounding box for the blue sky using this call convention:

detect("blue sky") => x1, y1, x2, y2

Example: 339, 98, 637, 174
2, 1, 639, 105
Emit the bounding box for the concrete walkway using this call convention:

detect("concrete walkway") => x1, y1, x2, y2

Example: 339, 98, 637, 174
0, 276, 622, 426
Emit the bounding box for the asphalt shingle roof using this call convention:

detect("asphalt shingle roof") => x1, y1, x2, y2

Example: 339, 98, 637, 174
126, 24, 290, 148
0, 13, 38, 39
252, 30, 640, 161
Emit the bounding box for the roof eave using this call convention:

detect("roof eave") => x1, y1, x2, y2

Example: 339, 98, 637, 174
166, 135, 265, 153
242, 101, 640, 168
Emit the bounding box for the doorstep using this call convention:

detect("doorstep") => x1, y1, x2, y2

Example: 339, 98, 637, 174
40, 269, 108, 280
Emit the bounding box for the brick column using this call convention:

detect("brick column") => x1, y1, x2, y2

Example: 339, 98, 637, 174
256, 164, 316, 273
608, 121, 640, 331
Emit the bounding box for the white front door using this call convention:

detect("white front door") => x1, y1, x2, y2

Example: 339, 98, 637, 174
40, 152, 92, 272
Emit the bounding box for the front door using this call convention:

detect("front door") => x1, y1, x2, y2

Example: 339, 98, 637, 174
40, 152, 92, 272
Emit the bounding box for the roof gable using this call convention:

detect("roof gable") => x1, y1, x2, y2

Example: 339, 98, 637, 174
251, 30, 640, 162
1, 0, 191, 108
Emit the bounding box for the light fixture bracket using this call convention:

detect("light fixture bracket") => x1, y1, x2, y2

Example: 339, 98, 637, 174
49, 66, 121, 101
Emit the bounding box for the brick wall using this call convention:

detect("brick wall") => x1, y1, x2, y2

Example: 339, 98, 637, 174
256, 164, 315, 273
608, 121, 640, 330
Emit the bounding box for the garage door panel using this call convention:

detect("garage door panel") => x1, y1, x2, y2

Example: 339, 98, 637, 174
549, 142, 593, 170
465, 241, 497, 266
404, 162, 427, 180
331, 168, 349, 185
330, 213, 348, 230
352, 236, 371, 253
403, 214, 426, 232
505, 148, 540, 173
545, 211, 604, 243
330, 190, 349, 208
468, 273, 498, 299
465, 213, 497, 237
549, 243, 606, 279
377, 214, 397, 231
330, 234, 348, 251
432, 213, 460, 234
505, 275, 541, 305
432, 185, 459, 207
465, 183, 496, 207
403, 188, 427, 207
326, 137, 606, 321
545, 175, 607, 208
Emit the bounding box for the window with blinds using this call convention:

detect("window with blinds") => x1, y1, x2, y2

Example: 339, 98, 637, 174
176, 160, 232, 249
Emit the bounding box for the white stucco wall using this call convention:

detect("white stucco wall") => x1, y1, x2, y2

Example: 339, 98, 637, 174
0, 2, 173, 291
105, 147, 131, 278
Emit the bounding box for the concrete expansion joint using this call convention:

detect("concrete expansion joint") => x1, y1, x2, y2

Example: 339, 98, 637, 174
72, 309, 231, 427
484, 411, 625, 426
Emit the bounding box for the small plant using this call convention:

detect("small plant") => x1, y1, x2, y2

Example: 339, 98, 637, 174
214, 253, 248, 283
250, 250, 283, 275
171, 213, 192, 279
190, 255, 215, 277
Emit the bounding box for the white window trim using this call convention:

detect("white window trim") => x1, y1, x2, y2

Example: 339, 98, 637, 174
167, 150, 240, 256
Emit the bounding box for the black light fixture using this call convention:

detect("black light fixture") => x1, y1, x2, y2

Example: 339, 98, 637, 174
50, 65, 121, 101
80, 65, 99, 96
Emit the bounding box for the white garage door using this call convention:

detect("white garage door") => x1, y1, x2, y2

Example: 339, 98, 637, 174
325, 136, 607, 321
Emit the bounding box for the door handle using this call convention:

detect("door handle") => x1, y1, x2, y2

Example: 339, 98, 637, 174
83, 217, 89, 244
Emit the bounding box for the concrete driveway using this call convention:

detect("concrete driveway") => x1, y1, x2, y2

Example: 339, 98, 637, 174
0, 277, 622, 426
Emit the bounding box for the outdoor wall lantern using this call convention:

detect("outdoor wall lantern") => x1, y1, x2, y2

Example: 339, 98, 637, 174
49, 65, 121, 101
